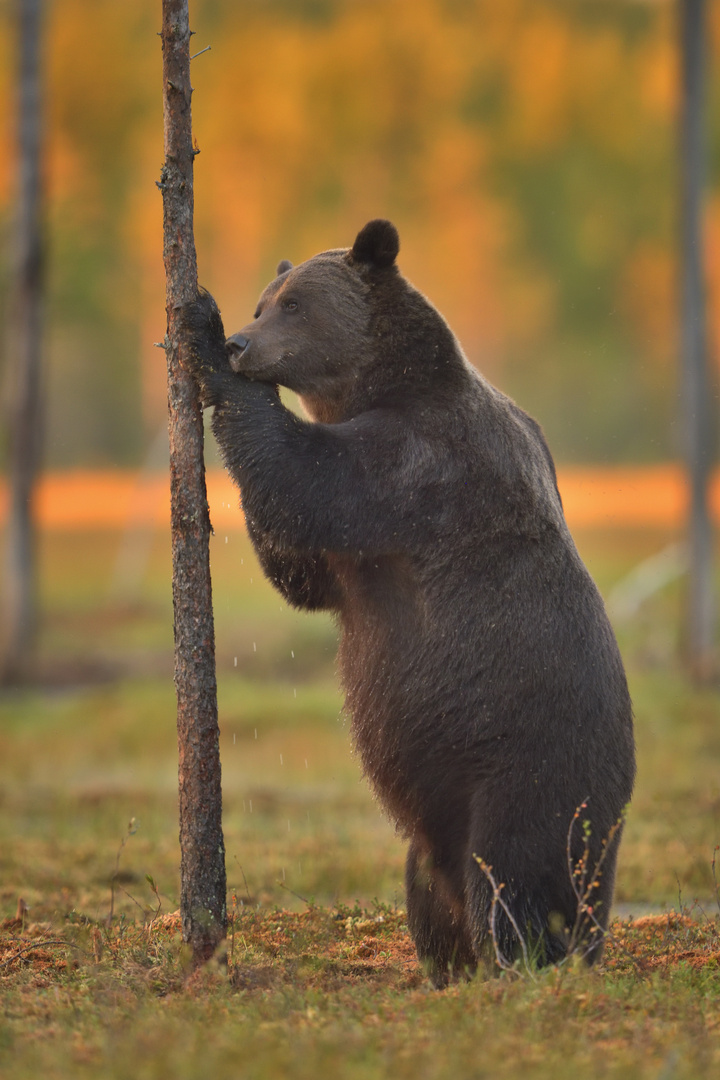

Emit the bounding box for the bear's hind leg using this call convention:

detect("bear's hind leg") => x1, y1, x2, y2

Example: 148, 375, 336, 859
465, 854, 583, 970
405, 838, 476, 988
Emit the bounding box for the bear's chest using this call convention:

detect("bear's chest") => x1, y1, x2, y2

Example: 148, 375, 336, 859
328, 550, 416, 608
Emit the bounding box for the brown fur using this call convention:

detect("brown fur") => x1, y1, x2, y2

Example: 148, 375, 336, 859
181, 220, 635, 984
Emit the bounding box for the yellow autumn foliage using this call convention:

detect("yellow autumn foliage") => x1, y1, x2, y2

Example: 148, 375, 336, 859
0, 0, 713, 463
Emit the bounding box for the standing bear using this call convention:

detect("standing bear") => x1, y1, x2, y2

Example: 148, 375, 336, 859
182, 219, 635, 984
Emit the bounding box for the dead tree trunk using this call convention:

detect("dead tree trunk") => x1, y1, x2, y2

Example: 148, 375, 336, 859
160, 0, 227, 963
679, 0, 716, 681
1, 0, 44, 685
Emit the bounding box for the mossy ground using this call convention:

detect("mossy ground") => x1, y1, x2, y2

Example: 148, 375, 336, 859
1, 524, 720, 1078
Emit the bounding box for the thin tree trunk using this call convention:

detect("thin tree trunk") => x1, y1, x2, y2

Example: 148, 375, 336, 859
1, 0, 44, 685
679, 0, 715, 681
160, 0, 227, 963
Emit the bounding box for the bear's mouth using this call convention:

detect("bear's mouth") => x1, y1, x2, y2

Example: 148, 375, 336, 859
228, 353, 250, 375
229, 354, 293, 389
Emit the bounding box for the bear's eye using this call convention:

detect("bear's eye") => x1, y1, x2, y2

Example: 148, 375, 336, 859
283, 299, 299, 312
253, 307, 261, 319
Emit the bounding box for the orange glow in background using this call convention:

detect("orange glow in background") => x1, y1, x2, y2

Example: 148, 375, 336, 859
0, 465, 709, 531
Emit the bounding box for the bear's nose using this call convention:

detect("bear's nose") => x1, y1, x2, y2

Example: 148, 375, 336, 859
225, 333, 250, 360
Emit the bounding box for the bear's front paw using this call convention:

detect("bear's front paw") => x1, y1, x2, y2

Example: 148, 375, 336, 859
176, 288, 229, 402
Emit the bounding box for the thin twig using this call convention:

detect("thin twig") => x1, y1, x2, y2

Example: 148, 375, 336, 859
107, 817, 138, 925
566, 808, 626, 956
145, 876, 163, 929
190, 44, 210, 59
234, 858, 252, 902
277, 881, 314, 909
473, 855, 533, 975
116, 884, 150, 919
566, 799, 589, 905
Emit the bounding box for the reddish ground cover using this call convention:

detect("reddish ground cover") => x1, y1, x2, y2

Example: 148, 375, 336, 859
2, 908, 718, 990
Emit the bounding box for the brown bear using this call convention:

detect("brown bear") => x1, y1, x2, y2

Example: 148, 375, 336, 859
182, 219, 635, 984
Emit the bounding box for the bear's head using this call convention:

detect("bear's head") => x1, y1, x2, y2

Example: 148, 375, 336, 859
225, 219, 460, 422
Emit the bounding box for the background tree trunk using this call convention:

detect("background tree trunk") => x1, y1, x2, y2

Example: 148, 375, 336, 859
679, 0, 716, 682
1, 0, 44, 685
160, 0, 227, 963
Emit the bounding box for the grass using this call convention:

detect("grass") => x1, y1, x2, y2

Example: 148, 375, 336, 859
1, 522, 720, 1078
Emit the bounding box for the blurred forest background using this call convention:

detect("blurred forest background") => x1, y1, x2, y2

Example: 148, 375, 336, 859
6, 12, 720, 1063
1, 0, 717, 471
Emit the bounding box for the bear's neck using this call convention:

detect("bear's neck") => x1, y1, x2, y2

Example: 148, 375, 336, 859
299, 393, 354, 424
300, 350, 471, 425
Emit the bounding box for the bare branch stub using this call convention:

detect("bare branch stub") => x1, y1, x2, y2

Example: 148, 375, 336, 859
160, 0, 227, 964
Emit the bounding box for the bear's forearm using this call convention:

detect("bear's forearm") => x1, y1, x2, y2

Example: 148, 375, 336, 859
212, 391, 346, 551
256, 543, 342, 611
211, 394, 402, 555
246, 517, 341, 611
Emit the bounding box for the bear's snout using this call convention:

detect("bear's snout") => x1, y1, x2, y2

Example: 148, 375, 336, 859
226, 333, 250, 372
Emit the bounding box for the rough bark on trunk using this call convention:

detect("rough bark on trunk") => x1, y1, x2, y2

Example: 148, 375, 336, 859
679, 0, 716, 681
1, 0, 44, 685
160, 0, 227, 963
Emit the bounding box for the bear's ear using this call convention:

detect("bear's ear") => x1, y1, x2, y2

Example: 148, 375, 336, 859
276, 259, 293, 276
351, 219, 399, 269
